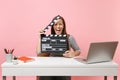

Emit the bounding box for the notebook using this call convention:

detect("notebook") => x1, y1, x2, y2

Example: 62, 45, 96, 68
74, 41, 118, 64
18, 56, 35, 63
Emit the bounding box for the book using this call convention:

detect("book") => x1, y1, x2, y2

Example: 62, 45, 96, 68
18, 56, 35, 63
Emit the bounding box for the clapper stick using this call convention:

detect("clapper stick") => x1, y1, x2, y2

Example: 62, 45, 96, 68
43, 15, 61, 32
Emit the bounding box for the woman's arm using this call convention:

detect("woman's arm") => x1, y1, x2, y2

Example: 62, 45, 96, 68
73, 50, 80, 56
63, 35, 81, 58
36, 33, 41, 56
36, 30, 50, 57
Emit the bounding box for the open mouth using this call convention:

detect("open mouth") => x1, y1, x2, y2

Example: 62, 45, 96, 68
55, 29, 61, 32
56, 30, 60, 31
55, 29, 62, 34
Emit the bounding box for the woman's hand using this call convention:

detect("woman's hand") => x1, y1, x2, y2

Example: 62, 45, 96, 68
39, 30, 45, 34
63, 50, 80, 58
63, 50, 75, 58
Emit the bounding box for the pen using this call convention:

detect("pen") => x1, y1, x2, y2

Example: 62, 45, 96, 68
7, 49, 9, 54
10, 49, 14, 54
4, 48, 8, 54
4, 48, 14, 54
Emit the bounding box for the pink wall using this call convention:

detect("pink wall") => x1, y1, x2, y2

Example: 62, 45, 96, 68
0, 0, 120, 80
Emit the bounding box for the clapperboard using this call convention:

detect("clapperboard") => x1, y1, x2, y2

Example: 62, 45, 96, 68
40, 15, 69, 53
41, 34, 69, 53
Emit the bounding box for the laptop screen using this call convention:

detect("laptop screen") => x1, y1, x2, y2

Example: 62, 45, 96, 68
86, 41, 118, 63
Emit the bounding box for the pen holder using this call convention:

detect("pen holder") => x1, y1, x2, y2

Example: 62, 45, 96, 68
6, 54, 12, 63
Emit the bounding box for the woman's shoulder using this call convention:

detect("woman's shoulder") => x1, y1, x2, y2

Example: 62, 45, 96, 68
67, 34, 75, 40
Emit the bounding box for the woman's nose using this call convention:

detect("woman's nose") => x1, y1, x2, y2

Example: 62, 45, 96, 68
56, 25, 60, 28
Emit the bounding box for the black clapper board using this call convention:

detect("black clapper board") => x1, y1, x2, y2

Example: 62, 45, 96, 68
41, 34, 69, 54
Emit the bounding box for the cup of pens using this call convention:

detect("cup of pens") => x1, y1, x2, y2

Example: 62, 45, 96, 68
4, 48, 14, 63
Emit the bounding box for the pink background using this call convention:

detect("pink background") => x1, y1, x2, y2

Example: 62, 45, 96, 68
0, 0, 120, 80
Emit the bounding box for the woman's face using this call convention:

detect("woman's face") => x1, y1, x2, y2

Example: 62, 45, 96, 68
53, 19, 64, 35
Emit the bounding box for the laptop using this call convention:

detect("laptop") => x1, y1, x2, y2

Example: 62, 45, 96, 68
74, 41, 118, 64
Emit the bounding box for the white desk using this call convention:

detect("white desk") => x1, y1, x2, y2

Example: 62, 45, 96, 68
1, 57, 118, 80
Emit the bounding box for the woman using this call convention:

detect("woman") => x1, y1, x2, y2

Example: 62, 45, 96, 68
37, 15, 80, 80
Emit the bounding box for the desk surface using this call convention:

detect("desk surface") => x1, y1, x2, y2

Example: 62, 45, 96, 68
1, 57, 118, 68
1, 57, 118, 76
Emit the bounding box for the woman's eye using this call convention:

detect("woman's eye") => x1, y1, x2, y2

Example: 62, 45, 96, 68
54, 23, 63, 26
59, 23, 62, 25
54, 24, 57, 26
